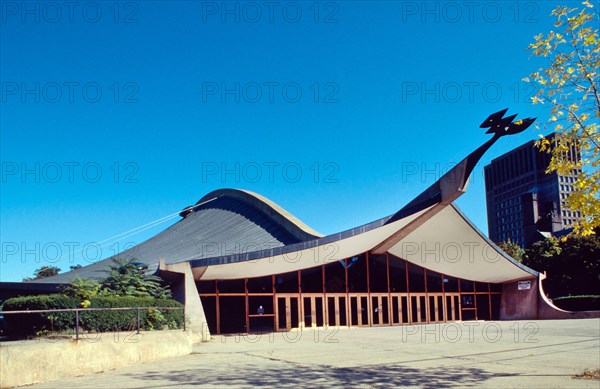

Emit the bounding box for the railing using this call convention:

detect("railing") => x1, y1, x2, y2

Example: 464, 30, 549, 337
0, 306, 186, 340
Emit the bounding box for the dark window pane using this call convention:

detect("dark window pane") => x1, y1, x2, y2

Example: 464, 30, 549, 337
419, 296, 427, 322
401, 296, 409, 323
200, 296, 217, 334
425, 269, 443, 293
249, 296, 273, 315
360, 296, 369, 325
411, 296, 419, 322
407, 262, 425, 292
371, 296, 380, 325
328, 297, 336, 325
196, 281, 216, 294
490, 283, 503, 293
443, 275, 459, 292
476, 295, 491, 320
315, 298, 324, 326
460, 279, 474, 292
350, 297, 358, 325
247, 276, 272, 293
219, 296, 246, 333
249, 316, 274, 333
348, 254, 368, 293
461, 294, 475, 308
475, 282, 489, 293
339, 298, 347, 326
278, 299, 286, 329
461, 309, 476, 321
389, 255, 407, 293
304, 298, 312, 327
217, 279, 245, 294
325, 260, 346, 293
275, 271, 298, 293
392, 297, 400, 323
369, 254, 388, 293
301, 266, 323, 293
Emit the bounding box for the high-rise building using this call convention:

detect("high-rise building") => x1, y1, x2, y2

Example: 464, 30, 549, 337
484, 133, 581, 247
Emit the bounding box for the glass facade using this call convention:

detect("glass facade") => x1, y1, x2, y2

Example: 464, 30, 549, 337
198, 252, 503, 334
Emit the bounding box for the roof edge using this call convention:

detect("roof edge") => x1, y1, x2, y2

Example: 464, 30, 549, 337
450, 203, 539, 279
197, 189, 324, 240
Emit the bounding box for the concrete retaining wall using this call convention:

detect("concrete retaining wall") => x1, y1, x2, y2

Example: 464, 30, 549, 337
536, 275, 600, 320
0, 330, 192, 388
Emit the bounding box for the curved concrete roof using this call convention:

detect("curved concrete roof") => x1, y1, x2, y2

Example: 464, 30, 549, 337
32, 186, 537, 284
196, 189, 323, 239
31, 128, 541, 285
32, 189, 322, 283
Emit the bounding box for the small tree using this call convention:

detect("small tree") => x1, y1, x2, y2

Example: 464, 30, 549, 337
523, 237, 562, 272
526, 1, 600, 236
524, 233, 600, 297
23, 266, 62, 281
498, 239, 525, 263
100, 258, 172, 299
61, 277, 100, 301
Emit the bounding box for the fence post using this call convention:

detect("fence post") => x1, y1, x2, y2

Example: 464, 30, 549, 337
136, 307, 140, 334
75, 310, 80, 340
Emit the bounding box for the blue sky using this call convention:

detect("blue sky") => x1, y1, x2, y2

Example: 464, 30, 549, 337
1, 1, 567, 281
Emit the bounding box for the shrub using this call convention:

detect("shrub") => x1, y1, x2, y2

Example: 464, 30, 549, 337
2, 294, 183, 339
2, 294, 79, 338
552, 295, 600, 312
81, 296, 184, 332
61, 277, 100, 301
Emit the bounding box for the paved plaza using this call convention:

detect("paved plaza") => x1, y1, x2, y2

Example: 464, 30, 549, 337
28, 319, 599, 388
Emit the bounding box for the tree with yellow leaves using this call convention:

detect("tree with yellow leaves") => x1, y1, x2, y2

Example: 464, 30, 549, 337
526, 1, 599, 236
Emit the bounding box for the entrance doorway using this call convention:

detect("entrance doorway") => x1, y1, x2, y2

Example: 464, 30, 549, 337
302, 295, 325, 328
326, 295, 348, 327
371, 294, 390, 326
276, 296, 299, 331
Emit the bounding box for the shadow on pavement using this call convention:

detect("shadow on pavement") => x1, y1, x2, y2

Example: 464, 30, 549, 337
126, 363, 516, 388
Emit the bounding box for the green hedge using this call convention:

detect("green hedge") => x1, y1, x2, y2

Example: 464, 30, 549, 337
2, 294, 79, 338
2, 294, 184, 339
552, 295, 600, 312
82, 296, 184, 332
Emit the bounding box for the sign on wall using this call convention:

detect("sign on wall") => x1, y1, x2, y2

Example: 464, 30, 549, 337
518, 280, 531, 290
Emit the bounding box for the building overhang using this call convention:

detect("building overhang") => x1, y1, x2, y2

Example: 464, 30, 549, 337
188, 203, 537, 283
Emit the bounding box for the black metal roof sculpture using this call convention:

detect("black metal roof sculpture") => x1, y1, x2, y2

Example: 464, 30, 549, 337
375, 109, 536, 252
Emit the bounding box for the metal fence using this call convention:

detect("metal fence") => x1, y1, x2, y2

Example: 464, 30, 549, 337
0, 306, 186, 340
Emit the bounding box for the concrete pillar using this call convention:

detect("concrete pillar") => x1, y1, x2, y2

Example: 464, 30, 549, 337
160, 260, 211, 343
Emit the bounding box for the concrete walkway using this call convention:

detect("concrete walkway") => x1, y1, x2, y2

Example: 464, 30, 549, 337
28, 319, 599, 388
